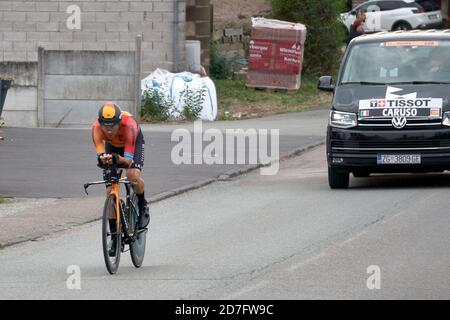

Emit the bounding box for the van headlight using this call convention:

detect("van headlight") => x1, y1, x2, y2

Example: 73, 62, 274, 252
330, 110, 357, 129
442, 111, 450, 127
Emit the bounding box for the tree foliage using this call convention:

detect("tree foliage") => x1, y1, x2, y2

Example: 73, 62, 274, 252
271, 0, 347, 76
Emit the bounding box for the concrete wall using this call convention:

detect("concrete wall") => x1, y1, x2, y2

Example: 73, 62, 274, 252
41, 50, 138, 128
0, 62, 38, 127
0, 0, 186, 76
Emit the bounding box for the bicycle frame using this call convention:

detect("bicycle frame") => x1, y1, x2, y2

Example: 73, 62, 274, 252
84, 164, 137, 236
111, 182, 121, 233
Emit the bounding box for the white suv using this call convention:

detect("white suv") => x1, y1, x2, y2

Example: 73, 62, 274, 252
341, 0, 443, 32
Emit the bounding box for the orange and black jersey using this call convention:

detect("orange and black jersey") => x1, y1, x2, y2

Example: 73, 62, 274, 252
92, 111, 140, 160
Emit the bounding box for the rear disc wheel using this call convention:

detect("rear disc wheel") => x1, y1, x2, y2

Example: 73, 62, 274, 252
129, 192, 147, 268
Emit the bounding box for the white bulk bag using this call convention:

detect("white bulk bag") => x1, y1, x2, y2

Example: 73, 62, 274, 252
141, 68, 218, 121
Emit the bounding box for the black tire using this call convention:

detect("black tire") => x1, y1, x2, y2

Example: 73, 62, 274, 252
392, 22, 412, 31
102, 194, 121, 274
129, 192, 146, 268
328, 167, 350, 189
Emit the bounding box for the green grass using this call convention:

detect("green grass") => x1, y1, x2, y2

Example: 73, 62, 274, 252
214, 75, 332, 120
0, 198, 12, 205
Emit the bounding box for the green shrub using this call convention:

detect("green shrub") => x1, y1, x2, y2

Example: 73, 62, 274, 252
210, 53, 231, 80
209, 42, 239, 80
271, 0, 347, 76
141, 86, 174, 122
180, 83, 207, 121
141, 82, 208, 122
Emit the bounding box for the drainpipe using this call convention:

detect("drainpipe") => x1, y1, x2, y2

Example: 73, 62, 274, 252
173, 0, 180, 72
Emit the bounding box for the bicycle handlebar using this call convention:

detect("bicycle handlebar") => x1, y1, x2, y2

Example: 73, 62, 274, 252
84, 178, 137, 195
84, 161, 137, 195
97, 163, 130, 170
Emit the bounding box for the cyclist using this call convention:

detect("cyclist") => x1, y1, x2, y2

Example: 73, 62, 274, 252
92, 102, 150, 233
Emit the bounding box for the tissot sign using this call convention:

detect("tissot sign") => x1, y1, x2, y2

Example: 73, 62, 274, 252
358, 86, 443, 121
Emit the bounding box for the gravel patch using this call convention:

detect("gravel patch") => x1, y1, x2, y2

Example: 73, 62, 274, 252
0, 198, 58, 218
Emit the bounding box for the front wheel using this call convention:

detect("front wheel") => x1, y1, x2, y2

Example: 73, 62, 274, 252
392, 22, 412, 31
129, 192, 147, 268
102, 194, 121, 274
328, 167, 349, 189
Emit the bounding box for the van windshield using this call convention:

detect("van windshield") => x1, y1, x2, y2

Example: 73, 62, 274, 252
341, 40, 450, 85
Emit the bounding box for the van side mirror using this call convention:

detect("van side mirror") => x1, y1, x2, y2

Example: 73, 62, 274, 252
318, 76, 335, 92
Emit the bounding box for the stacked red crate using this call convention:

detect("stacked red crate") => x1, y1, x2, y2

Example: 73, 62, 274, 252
246, 18, 307, 91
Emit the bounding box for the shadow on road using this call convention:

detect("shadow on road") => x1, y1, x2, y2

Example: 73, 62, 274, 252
350, 173, 450, 190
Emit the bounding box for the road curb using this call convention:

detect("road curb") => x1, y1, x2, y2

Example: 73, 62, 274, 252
150, 139, 326, 200
148, 178, 217, 203
0, 140, 325, 250
280, 139, 326, 161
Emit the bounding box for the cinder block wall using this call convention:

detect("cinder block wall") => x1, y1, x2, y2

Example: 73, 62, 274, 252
186, 0, 211, 70
0, 0, 186, 76
0, 62, 38, 127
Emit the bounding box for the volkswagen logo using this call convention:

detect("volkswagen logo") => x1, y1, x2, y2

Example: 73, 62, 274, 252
392, 117, 407, 129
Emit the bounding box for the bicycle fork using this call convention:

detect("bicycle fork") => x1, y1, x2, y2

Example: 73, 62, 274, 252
111, 183, 121, 233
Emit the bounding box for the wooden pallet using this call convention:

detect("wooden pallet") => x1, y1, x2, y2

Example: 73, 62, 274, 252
246, 85, 297, 94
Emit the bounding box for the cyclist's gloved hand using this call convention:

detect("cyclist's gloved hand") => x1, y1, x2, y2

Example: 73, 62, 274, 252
97, 153, 119, 167
97, 153, 106, 167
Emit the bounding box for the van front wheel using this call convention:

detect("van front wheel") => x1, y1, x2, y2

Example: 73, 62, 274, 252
328, 167, 349, 189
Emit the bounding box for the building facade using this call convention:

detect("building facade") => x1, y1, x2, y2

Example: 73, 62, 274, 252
0, 0, 196, 127
0, 0, 187, 76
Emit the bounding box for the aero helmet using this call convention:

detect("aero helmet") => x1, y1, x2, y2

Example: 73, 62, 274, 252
98, 102, 122, 126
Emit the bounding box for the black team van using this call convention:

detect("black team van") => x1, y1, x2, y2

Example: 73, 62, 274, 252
318, 30, 450, 188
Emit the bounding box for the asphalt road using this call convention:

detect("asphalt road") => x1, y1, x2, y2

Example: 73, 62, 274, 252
0, 145, 448, 299
0, 110, 327, 198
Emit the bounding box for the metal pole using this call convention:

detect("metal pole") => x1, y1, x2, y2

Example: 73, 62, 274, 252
173, 0, 180, 72
135, 34, 142, 121
37, 47, 45, 127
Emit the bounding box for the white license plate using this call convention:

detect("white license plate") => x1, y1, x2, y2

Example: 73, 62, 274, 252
429, 14, 438, 20
377, 154, 421, 164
